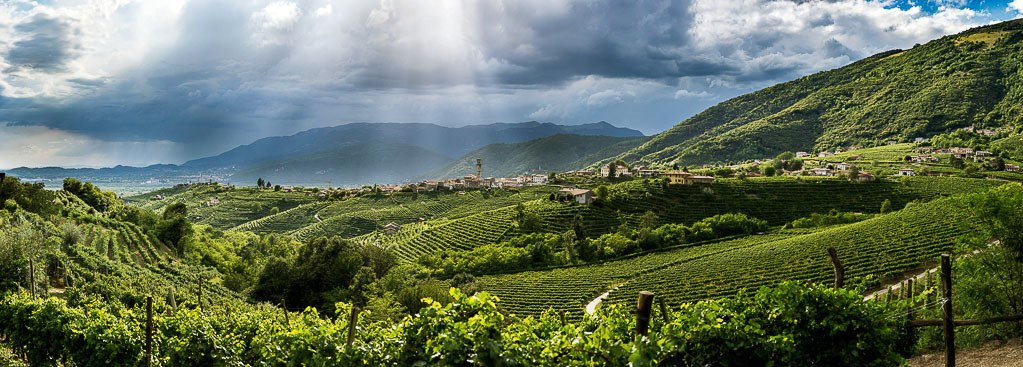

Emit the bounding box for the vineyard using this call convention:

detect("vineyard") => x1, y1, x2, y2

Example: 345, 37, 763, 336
476, 194, 982, 317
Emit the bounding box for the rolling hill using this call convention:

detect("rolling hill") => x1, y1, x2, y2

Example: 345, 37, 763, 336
612, 19, 1023, 167
426, 134, 648, 179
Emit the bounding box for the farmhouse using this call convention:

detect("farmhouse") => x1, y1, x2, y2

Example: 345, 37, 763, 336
808, 168, 833, 176
664, 171, 715, 185
855, 172, 876, 182
559, 188, 594, 204
817, 152, 834, 158
1007, 164, 1020, 172
835, 163, 851, 171
600, 164, 632, 178
909, 155, 939, 163
795, 152, 810, 158
896, 168, 916, 177
635, 169, 660, 178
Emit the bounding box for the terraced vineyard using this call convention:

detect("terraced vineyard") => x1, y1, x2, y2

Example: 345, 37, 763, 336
477, 194, 981, 317
129, 186, 318, 228
475, 234, 797, 319
606, 195, 975, 305
604, 176, 1002, 226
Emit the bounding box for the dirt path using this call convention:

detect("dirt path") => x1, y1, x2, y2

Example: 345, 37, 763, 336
908, 339, 1023, 367
585, 284, 622, 315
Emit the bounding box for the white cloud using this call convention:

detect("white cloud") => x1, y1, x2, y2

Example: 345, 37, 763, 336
314, 4, 333, 17
1010, 0, 1023, 14
674, 89, 712, 99
252, 1, 302, 30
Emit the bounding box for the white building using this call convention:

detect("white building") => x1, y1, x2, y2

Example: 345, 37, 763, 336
896, 168, 916, 177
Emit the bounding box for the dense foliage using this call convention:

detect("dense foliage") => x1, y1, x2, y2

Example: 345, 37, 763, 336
0, 283, 909, 367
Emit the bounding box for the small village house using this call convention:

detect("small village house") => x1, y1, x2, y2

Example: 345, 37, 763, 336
809, 168, 833, 176
559, 188, 594, 204
896, 168, 916, 177
664, 171, 715, 185
1006, 164, 1020, 172
600, 164, 632, 178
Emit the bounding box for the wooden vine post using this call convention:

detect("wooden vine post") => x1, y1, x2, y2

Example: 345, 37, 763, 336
635, 291, 655, 338
827, 247, 844, 289
346, 306, 359, 348
941, 254, 954, 367
168, 288, 177, 315
145, 295, 154, 367
658, 297, 671, 324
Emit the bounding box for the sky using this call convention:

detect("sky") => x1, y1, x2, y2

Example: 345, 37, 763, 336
0, 0, 1021, 168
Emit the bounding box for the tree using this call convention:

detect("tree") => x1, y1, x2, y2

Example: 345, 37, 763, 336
163, 202, 188, 219
594, 185, 609, 200
763, 166, 777, 177
950, 157, 965, 169
639, 211, 660, 230
274, 185, 282, 191
971, 184, 1023, 259
607, 164, 617, 179
257, 178, 265, 188
775, 151, 795, 161
847, 166, 861, 181
880, 199, 892, 214
519, 213, 543, 233
265, 181, 271, 189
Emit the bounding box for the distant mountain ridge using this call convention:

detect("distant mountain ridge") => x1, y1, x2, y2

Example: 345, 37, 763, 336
427, 134, 648, 179
612, 19, 1023, 167
9, 121, 643, 187
183, 121, 642, 170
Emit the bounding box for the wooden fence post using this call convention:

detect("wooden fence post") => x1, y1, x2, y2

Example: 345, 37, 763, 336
145, 295, 153, 367
559, 310, 566, 326
827, 247, 844, 289
941, 254, 955, 367
346, 306, 359, 348
658, 297, 671, 324
635, 291, 654, 338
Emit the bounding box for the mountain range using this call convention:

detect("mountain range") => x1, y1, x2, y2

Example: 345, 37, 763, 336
8, 121, 643, 187
611, 19, 1023, 167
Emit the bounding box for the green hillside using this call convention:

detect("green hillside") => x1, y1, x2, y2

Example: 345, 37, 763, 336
614, 19, 1023, 166
477, 193, 980, 318
429, 134, 647, 179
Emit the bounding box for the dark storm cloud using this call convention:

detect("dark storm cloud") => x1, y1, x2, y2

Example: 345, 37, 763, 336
476, 0, 703, 85
5, 14, 80, 73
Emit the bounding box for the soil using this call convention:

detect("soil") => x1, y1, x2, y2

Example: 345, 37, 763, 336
908, 338, 1023, 367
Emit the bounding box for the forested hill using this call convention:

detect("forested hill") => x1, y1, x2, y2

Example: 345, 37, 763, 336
426, 134, 648, 179
613, 19, 1023, 167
